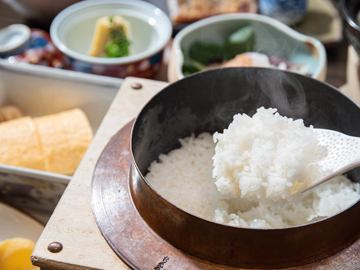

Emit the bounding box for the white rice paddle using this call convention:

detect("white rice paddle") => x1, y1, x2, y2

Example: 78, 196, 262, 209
303, 128, 360, 192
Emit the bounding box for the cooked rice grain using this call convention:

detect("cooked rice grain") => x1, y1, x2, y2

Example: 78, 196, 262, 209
213, 107, 322, 206
146, 131, 360, 229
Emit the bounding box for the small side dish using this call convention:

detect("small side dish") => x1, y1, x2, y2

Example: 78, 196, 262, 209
169, 13, 326, 82
182, 25, 309, 76
50, 0, 172, 78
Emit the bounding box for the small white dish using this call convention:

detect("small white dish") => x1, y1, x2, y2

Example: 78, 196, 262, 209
50, 0, 172, 78
168, 13, 327, 83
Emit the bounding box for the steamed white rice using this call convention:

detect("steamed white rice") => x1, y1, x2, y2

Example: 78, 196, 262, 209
213, 107, 322, 206
145, 108, 360, 229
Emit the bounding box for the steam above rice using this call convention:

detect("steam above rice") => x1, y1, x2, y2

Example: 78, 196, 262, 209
145, 107, 360, 229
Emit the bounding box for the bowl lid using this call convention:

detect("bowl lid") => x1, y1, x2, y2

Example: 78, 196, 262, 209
0, 24, 31, 57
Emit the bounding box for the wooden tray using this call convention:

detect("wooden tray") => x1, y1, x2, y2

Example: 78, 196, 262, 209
31, 77, 360, 269
31, 77, 168, 270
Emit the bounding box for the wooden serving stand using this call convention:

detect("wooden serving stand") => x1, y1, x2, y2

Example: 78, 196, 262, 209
31, 77, 168, 270
31, 75, 360, 270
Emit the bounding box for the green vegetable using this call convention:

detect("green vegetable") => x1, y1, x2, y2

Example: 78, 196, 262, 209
102, 18, 130, 58
188, 41, 224, 65
223, 25, 255, 60
182, 49, 206, 76
181, 25, 255, 76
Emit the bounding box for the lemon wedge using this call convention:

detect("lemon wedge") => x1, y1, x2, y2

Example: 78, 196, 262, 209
0, 237, 39, 270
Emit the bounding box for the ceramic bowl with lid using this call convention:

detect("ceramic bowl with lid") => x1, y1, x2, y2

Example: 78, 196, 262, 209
0, 24, 30, 58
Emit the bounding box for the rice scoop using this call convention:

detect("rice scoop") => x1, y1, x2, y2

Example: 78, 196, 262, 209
213, 107, 322, 205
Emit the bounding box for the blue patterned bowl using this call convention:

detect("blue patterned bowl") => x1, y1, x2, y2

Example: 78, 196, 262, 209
259, 0, 307, 25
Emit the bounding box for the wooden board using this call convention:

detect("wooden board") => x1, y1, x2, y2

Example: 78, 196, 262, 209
90, 112, 360, 270
31, 74, 360, 270
31, 77, 168, 270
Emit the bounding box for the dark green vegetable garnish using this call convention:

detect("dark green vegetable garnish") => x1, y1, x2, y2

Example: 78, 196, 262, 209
188, 41, 224, 66
182, 25, 255, 76
182, 49, 206, 76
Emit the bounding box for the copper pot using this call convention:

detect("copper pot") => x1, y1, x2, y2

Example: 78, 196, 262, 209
130, 67, 360, 268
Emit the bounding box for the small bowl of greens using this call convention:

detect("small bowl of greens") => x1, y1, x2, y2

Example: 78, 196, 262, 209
50, 0, 172, 79
168, 13, 326, 82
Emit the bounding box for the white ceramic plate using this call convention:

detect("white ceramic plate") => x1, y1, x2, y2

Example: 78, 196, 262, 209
0, 202, 44, 242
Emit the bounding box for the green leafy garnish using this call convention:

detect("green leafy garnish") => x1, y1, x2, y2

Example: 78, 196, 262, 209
102, 19, 130, 58
188, 41, 224, 65
182, 49, 206, 76
182, 25, 255, 76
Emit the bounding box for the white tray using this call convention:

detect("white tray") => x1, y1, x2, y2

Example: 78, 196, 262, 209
0, 60, 122, 223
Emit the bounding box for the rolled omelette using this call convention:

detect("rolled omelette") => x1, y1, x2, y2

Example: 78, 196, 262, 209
0, 116, 45, 171
0, 108, 93, 175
